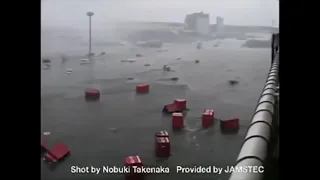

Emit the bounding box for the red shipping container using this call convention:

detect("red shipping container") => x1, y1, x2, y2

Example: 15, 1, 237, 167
155, 131, 169, 150
202, 109, 214, 128
155, 131, 169, 138
124, 155, 143, 167
85, 88, 100, 100
44, 142, 70, 162
124, 155, 144, 180
172, 113, 184, 128
220, 118, 239, 132
136, 83, 150, 93
155, 137, 171, 157
174, 99, 187, 111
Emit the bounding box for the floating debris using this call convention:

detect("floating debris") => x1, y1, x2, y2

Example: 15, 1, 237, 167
136, 54, 143, 57
228, 80, 239, 85
43, 64, 50, 69
195, 60, 200, 63
127, 77, 134, 80
158, 77, 179, 81
163, 65, 171, 71
100, 52, 106, 56
144, 64, 151, 67
80, 58, 91, 65
42, 59, 51, 63
43, 132, 51, 136
176, 58, 181, 60
121, 58, 136, 63
65, 69, 73, 74
157, 49, 168, 52
171, 77, 179, 81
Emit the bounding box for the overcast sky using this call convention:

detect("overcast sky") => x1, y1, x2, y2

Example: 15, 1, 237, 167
41, 0, 279, 28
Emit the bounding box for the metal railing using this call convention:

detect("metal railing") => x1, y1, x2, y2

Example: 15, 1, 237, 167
229, 34, 279, 180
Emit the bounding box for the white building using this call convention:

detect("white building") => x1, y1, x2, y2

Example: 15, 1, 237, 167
196, 16, 210, 35
184, 12, 210, 35
216, 16, 224, 33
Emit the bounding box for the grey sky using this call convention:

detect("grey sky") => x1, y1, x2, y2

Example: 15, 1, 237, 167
41, 0, 279, 28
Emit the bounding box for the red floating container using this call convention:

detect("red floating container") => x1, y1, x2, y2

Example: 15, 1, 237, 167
136, 83, 150, 94
44, 142, 70, 162
155, 137, 171, 157
202, 109, 214, 128
155, 130, 169, 138
220, 118, 239, 132
162, 103, 178, 113
174, 99, 187, 111
124, 155, 144, 180
85, 88, 100, 100
155, 131, 169, 150
172, 113, 184, 128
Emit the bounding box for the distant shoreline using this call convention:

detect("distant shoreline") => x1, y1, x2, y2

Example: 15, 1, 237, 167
42, 20, 278, 33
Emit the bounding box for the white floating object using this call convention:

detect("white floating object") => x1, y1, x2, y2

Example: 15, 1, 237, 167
80, 58, 90, 64
66, 69, 73, 74
80, 58, 89, 62
121, 58, 136, 63
127, 58, 136, 62
43, 65, 50, 69
43, 132, 51, 136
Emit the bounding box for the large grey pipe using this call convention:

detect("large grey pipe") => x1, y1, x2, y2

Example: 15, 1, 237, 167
229, 51, 279, 180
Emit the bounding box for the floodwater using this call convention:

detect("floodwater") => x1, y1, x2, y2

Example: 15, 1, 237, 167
41, 36, 271, 180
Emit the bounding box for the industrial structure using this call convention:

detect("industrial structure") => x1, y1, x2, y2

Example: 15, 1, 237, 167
216, 16, 224, 33
86, 11, 94, 57
184, 12, 210, 35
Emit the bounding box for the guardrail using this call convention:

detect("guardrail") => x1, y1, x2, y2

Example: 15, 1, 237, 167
229, 34, 279, 180
271, 33, 279, 64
